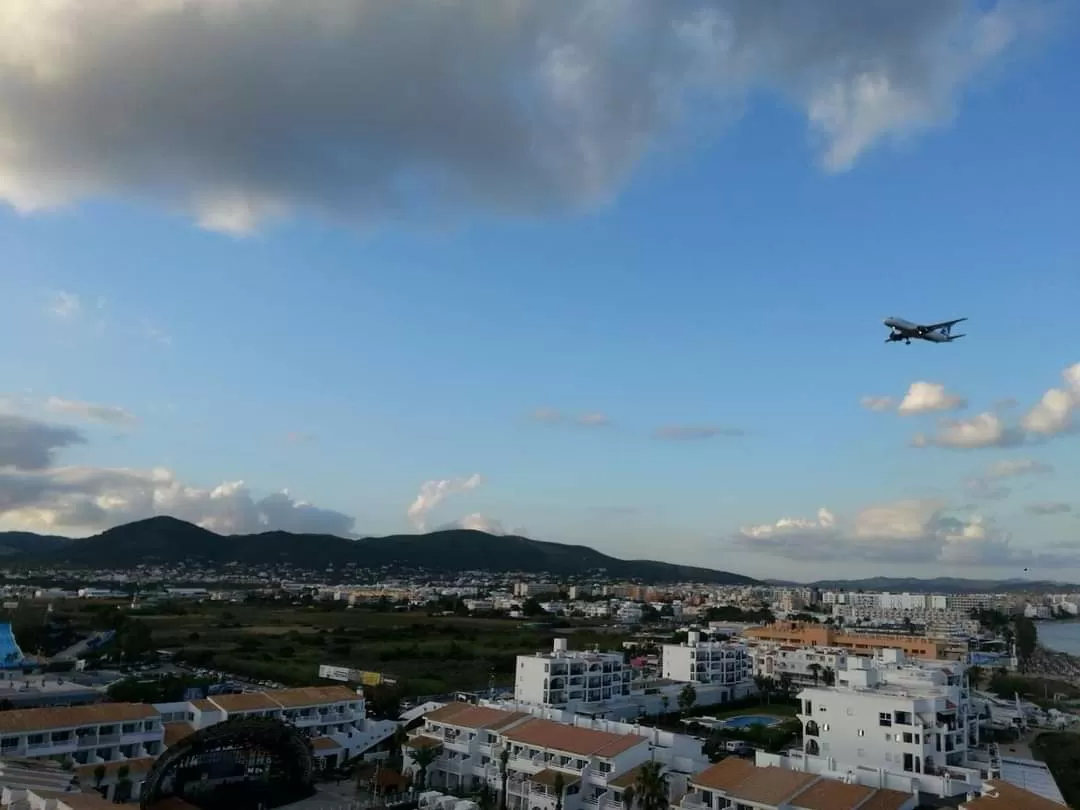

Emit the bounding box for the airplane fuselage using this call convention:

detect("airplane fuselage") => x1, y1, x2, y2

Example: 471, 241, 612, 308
883, 316, 965, 345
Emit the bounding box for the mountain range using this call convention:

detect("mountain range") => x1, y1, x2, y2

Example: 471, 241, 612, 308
0, 517, 757, 584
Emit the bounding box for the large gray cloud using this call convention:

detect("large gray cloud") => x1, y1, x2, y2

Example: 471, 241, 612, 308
0, 415, 356, 536
0, 415, 85, 471
0, 0, 1041, 232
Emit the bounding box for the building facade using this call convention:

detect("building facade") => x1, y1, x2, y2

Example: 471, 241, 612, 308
793, 651, 982, 796
514, 640, 632, 708
750, 643, 849, 687
660, 632, 753, 698
744, 622, 953, 660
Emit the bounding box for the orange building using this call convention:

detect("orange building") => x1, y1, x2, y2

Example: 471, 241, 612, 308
744, 622, 953, 661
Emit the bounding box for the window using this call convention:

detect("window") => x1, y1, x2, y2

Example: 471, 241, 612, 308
903, 732, 913, 744
857, 730, 864, 737
879, 713, 892, 727
822, 724, 829, 731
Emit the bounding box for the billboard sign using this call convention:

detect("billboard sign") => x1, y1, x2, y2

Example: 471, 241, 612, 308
318, 664, 389, 686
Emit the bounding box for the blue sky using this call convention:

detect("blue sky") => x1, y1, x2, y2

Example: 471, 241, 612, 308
0, 1, 1078, 581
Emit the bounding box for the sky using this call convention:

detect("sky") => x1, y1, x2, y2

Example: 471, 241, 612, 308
1, 0, 1078, 582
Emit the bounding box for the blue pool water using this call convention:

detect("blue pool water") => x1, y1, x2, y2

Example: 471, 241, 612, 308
0, 624, 24, 669
722, 715, 781, 728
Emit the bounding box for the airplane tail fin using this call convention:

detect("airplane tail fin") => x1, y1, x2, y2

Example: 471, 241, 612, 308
950, 333, 966, 341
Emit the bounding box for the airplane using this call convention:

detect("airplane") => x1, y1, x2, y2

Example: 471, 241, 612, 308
883, 316, 967, 344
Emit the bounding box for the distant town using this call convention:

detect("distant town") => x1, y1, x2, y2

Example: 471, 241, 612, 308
1, 569, 1079, 810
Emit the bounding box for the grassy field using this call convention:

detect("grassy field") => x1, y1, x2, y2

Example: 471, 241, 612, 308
19, 601, 636, 698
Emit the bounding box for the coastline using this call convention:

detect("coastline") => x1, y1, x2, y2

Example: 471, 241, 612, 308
1024, 645, 1080, 683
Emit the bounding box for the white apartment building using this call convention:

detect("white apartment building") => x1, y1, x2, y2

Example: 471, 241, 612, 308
155, 684, 396, 770
750, 643, 849, 687
514, 640, 632, 708
792, 650, 983, 797
406, 702, 705, 810
661, 632, 753, 700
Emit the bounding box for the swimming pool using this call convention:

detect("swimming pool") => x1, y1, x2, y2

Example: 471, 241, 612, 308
722, 714, 782, 728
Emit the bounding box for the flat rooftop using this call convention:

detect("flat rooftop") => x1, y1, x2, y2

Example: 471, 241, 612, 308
998, 756, 1067, 806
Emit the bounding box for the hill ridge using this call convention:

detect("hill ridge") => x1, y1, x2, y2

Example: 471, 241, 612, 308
0, 516, 757, 584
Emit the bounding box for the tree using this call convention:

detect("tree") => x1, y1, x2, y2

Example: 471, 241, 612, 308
777, 671, 794, 699
410, 744, 440, 790
93, 765, 106, 793
677, 684, 697, 715
521, 598, 546, 617
661, 695, 670, 715
752, 674, 770, 705
115, 765, 131, 802
821, 667, 836, 687
622, 785, 636, 810
807, 663, 822, 685
391, 725, 409, 766
1014, 618, 1038, 671
498, 747, 510, 810
553, 771, 565, 810
967, 664, 983, 689
634, 761, 668, 810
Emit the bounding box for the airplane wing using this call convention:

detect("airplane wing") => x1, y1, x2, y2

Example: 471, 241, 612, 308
922, 317, 967, 332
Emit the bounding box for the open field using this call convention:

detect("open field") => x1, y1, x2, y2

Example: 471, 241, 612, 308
18, 601, 637, 697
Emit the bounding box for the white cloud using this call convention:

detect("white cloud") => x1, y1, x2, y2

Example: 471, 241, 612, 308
48, 291, 80, 320
735, 498, 1063, 567
860, 396, 895, 412
531, 409, 611, 428
0, 0, 1042, 232
912, 412, 1022, 449
984, 458, 1054, 478
1026, 502, 1072, 516
897, 382, 967, 414
406, 473, 483, 531
652, 425, 744, 441
913, 362, 1080, 449
0, 414, 355, 536
45, 397, 137, 426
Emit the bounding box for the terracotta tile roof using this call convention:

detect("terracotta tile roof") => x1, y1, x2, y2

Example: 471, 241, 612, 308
961, 780, 1067, 810
0, 703, 158, 734
405, 735, 443, 749
75, 757, 155, 780
268, 685, 359, 708
789, 778, 874, 810
207, 692, 281, 712
725, 767, 818, 806
501, 718, 644, 758
424, 702, 529, 732
690, 758, 757, 792
858, 788, 917, 810
311, 737, 342, 751
190, 699, 218, 712
163, 721, 195, 748
529, 769, 581, 789
608, 765, 644, 789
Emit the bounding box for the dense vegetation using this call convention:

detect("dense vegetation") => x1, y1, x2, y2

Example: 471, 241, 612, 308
1033, 733, 1080, 808
15, 598, 642, 700
1, 516, 757, 583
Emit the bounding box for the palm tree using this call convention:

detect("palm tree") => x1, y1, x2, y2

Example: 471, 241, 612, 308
553, 771, 565, 810
392, 725, 409, 766
92, 765, 106, 795
777, 671, 794, 699
622, 785, 636, 810
752, 674, 767, 705
634, 762, 668, 810
677, 684, 697, 716
821, 667, 836, 687
967, 664, 983, 689
498, 747, 510, 810
807, 663, 822, 685
411, 744, 441, 791
661, 695, 670, 715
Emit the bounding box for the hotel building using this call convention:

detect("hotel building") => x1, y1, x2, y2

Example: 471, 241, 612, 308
743, 623, 958, 661
660, 632, 753, 699
513, 640, 633, 708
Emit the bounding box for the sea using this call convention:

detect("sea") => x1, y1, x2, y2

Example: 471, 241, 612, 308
1036, 621, 1080, 655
